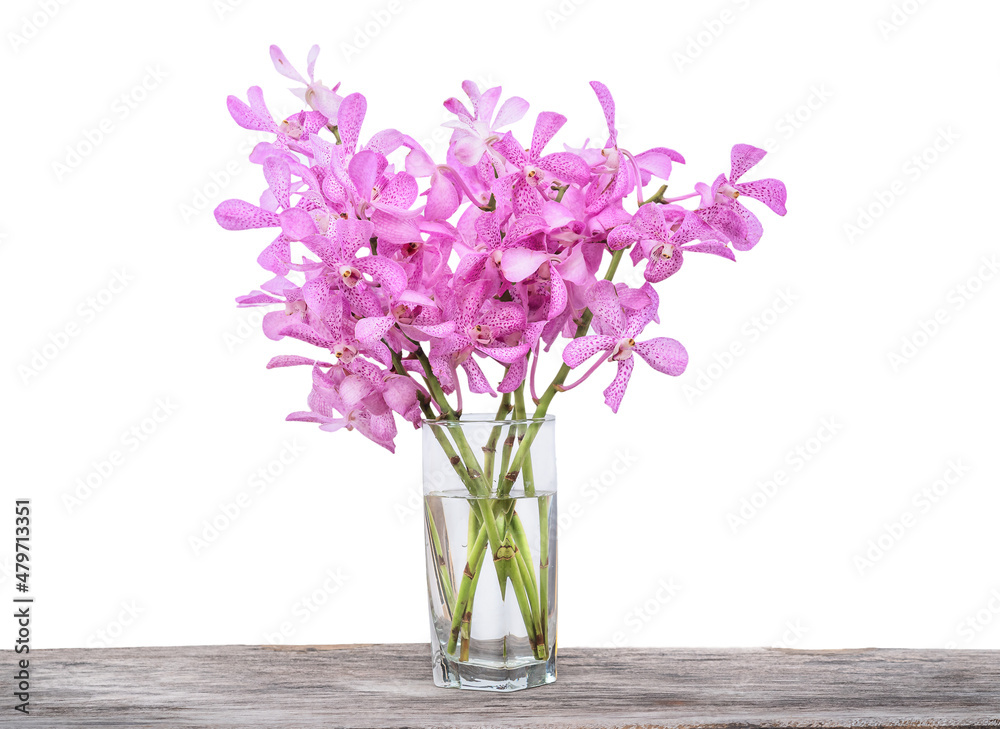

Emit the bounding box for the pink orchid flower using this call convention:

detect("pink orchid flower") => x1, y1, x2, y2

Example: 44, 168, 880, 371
609, 205, 735, 283
443, 81, 530, 167
562, 281, 688, 413
696, 144, 788, 250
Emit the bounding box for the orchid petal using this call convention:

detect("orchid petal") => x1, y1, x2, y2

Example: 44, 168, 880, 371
500, 247, 549, 282
215, 199, 279, 231
562, 335, 615, 368
634, 337, 688, 376
730, 144, 767, 183
603, 358, 633, 413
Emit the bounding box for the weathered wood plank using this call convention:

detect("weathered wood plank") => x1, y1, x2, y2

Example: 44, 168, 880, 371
6, 644, 999, 728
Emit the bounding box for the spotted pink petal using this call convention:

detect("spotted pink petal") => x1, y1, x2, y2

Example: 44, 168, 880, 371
365, 129, 404, 156
226, 89, 277, 133
461, 357, 496, 396
474, 212, 502, 250
493, 131, 528, 168
262, 310, 294, 341
506, 215, 547, 244
378, 172, 418, 210
337, 93, 367, 155
603, 358, 633, 413
549, 268, 568, 318
511, 176, 542, 217
697, 204, 749, 249
263, 157, 291, 209
479, 339, 531, 365
267, 355, 330, 369
363, 412, 398, 451
215, 199, 279, 231
730, 144, 767, 183
355, 314, 394, 346
585, 164, 631, 214
563, 335, 615, 368
278, 208, 316, 241
348, 149, 380, 203
408, 321, 455, 340
671, 211, 721, 246
236, 291, 282, 307
480, 302, 527, 337
684, 241, 735, 261
537, 152, 591, 186
301, 276, 337, 316
589, 81, 617, 145
643, 250, 683, 283
333, 217, 375, 258
257, 236, 291, 276
530, 112, 567, 160
730, 200, 764, 251
608, 223, 639, 251
634, 337, 688, 376
735, 178, 787, 216
587, 280, 627, 334
278, 321, 333, 348
383, 376, 418, 416
288, 411, 341, 429
633, 203, 671, 243
357, 256, 407, 297
498, 357, 527, 394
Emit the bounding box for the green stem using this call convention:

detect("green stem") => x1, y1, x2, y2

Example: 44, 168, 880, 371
446, 521, 489, 654
538, 494, 551, 654
641, 183, 667, 206
461, 508, 482, 661
425, 502, 456, 616
513, 384, 536, 495
514, 545, 544, 657
461, 551, 483, 662
510, 513, 538, 597
482, 389, 512, 483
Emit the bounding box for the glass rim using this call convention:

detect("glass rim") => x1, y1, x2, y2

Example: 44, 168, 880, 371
421, 413, 555, 428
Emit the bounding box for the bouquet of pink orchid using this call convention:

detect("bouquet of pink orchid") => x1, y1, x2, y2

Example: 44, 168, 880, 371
217, 45, 786, 449
216, 45, 785, 689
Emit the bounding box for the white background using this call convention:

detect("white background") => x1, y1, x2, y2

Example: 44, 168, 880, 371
2, 0, 998, 652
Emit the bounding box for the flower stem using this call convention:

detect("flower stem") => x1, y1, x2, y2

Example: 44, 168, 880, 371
482, 388, 512, 482
425, 501, 456, 617
537, 493, 551, 653
446, 521, 489, 654
554, 351, 606, 392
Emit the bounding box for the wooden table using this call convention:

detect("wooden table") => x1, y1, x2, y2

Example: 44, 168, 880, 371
12, 644, 1000, 727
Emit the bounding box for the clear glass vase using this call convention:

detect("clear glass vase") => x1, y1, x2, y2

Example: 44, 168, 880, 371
422, 414, 557, 691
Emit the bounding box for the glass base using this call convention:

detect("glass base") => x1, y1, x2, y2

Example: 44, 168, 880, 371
432, 647, 557, 692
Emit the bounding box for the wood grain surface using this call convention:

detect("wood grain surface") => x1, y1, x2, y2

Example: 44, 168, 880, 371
6, 643, 999, 728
